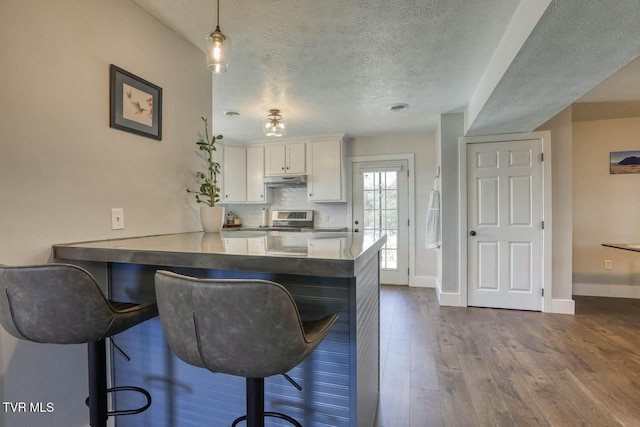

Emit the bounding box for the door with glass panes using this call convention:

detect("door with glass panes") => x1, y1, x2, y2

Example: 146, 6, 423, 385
352, 160, 409, 285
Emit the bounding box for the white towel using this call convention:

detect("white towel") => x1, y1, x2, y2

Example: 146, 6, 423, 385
425, 185, 441, 249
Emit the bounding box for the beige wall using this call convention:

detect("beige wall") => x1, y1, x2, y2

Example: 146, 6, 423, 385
350, 132, 437, 284
0, 0, 211, 425
573, 116, 640, 297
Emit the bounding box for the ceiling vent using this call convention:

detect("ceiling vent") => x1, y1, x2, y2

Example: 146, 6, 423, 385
389, 103, 409, 112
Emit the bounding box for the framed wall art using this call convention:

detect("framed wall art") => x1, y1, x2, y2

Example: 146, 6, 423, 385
610, 150, 640, 174
110, 64, 162, 140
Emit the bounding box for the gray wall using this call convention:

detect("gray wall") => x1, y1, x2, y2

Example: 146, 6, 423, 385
0, 0, 211, 425
437, 113, 464, 298
437, 111, 575, 312
350, 132, 437, 285
536, 107, 574, 305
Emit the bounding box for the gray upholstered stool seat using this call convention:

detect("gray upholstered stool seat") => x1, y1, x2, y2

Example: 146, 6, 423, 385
154, 270, 339, 427
0, 264, 158, 427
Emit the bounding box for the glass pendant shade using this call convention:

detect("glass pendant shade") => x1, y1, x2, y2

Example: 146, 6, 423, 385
262, 109, 287, 137
206, 27, 231, 73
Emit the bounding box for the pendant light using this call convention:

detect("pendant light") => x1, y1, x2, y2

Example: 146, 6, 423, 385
262, 109, 287, 137
205, 0, 231, 73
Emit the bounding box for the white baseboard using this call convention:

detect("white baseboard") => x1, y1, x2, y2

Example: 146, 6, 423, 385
550, 298, 575, 314
573, 283, 640, 299
436, 288, 466, 307
411, 275, 436, 288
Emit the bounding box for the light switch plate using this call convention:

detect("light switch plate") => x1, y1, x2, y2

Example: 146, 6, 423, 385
111, 208, 124, 230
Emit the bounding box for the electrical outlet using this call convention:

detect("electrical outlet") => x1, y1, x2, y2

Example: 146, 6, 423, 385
604, 259, 612, 270
111, 208, 124, 230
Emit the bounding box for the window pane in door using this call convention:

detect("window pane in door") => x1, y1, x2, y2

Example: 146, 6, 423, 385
362, 170, 400, 271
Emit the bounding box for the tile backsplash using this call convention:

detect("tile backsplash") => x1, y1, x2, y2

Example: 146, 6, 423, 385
222, 186, 348, 228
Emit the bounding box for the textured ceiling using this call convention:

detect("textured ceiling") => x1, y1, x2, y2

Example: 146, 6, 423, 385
465, 0, 640, 135
133, 0, 640, 142
133, 0, 520, 142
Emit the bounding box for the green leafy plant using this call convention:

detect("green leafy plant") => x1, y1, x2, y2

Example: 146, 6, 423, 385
187, 117, 222, 206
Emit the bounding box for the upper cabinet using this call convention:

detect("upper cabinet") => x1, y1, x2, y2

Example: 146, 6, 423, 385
265, 142, 306, 176
307, 137, 348, 202
220, 144, 269, 204
222, 145, 247, 203
246, 145, 267, 203
219, 136, 347, 205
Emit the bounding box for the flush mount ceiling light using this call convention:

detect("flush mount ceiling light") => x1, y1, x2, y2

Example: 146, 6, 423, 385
205, 0, 231, 73
389, 103, 410, 112
262, 109, 287, 137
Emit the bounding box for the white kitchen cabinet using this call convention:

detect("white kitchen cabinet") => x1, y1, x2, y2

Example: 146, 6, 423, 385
222, 145, 246, 203
307, 137, 347, 202
264, 142, 306, 176
246, 145, 268, 203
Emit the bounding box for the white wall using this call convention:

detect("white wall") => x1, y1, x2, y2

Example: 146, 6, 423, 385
573, 116, 640, 298
0, 0, 211, 425
350, 132, 437, 285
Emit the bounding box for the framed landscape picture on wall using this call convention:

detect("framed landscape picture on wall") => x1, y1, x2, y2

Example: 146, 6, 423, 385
110, 65, 162, 140
610, 150, 640, 174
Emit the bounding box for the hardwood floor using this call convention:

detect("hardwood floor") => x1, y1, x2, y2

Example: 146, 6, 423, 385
374, 286, 640, 427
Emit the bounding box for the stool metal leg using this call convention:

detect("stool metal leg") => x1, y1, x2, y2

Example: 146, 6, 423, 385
88, 339, 108, 427
247, 377, 264, 427
232, 377, 302, 427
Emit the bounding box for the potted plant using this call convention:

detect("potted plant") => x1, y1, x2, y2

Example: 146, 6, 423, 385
187, 117, 225, 232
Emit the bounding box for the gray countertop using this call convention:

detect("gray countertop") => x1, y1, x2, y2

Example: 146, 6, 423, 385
53, 231, 386, 277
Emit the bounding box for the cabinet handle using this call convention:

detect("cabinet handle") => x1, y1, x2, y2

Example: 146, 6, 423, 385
281, 167, 285, 170
286, 166, 290, 170
225, 195, 228, 198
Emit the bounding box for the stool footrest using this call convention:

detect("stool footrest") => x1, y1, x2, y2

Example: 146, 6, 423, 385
85, 386, 151, 417
232, 411, 302, 427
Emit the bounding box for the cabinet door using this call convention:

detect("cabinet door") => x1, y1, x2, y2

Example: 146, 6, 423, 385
308, 139, 343, 201
246, 145, 266, 203
264, 144, 286, 176
222, 145, 247, 202
286, 142, 307, 174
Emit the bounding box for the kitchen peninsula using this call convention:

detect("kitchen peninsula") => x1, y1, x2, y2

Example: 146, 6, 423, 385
52, 231, 385, 427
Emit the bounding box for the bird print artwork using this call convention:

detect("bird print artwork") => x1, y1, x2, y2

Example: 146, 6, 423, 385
122, 83, 153, 127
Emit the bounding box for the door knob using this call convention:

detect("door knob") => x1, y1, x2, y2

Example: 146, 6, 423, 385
354, 220, 359, 225
469, 231, 476, 236
354, 229, 359, 233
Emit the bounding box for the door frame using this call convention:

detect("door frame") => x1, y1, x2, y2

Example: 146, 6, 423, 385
349, 153, 415, 285
458, 131, 553, 312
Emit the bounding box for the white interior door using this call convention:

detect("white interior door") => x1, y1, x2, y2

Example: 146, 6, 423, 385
467, 139, 543, 310
353, 161, 409, 285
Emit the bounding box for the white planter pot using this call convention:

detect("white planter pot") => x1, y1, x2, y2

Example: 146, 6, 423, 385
200, 206, 225, 233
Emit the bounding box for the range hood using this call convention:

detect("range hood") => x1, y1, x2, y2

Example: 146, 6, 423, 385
263, 175, 307, 187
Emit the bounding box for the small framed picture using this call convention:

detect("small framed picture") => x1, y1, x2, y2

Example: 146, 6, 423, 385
610, 150, 640, 174
110, 64, 162, 140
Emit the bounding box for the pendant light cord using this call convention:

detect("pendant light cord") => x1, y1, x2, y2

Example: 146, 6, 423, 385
217, 0, 220, 27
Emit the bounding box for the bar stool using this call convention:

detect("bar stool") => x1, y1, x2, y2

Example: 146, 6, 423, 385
0, 264, 158, 427
154, 270, 338, 427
